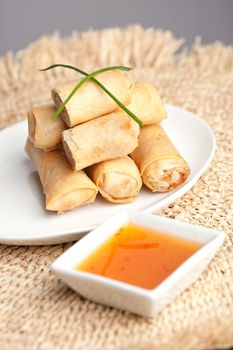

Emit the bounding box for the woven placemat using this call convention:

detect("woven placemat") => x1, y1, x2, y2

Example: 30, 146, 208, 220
0, 25, 233, 350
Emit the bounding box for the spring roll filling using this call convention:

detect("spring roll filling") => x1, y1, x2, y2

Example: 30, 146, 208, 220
143, 159, 190, 192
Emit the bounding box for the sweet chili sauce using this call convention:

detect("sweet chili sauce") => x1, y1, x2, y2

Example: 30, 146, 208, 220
75, 223, 202, 290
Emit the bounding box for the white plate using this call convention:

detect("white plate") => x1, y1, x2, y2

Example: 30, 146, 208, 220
0, 105, 215, 245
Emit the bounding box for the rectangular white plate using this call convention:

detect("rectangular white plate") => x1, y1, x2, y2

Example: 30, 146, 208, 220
52, 210, 224, 317
0, 105, 215, 245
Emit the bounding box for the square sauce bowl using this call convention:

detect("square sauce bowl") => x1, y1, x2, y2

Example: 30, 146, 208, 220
51, 210, 224, 317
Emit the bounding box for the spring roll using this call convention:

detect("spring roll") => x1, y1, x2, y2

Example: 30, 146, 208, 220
131, 125, 190, 192
52, 71, 133, 127
27, 104, 66, 151
88, 156, 142, 203
29, 83, 165, 150
127, 83, 166, 125
25, 139, 97, 212
62, 111, 140, 171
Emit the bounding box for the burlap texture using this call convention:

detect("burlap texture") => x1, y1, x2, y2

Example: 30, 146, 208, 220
0, 25, 233, 350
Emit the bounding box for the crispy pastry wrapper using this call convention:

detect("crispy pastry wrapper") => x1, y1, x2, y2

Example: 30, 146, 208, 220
130, 125, 190, 192
88, 156, 142, 203
52, 71, 133, 127
62, 111, 140, 171
27, 104, 66, 151
25, 139, 97, 212
127, 83, 166, 125
30, 82, 165, 149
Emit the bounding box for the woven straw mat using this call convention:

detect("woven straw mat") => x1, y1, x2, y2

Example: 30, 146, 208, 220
0, 25, 233, 350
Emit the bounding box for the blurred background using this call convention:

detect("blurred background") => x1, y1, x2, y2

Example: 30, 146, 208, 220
0, 0, 232, 56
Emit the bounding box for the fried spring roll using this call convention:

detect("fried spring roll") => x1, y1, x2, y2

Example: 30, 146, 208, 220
127, 83, 166, 125
25, 139, 97, 212
131, 125, 190, 192
27, 104, 66, 151
62, 111, 140, 171
88, 156, 142, 203
52, 71, 133, 127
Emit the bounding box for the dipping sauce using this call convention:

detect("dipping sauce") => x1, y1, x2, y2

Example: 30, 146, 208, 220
75, 224, 202, 290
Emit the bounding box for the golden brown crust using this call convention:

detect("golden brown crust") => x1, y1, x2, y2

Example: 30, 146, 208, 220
131, 125, 190, 192
62, 111, 140, 171
127, 82, 167, 125
27, 104, 66, 151
25, 139, 97, 212
88, 156, 142, 203
52, 71, 133, 127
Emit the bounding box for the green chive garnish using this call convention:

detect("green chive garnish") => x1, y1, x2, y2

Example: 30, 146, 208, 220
40, 64, 143, 127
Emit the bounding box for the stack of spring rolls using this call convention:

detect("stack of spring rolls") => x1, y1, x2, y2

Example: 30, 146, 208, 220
25, 70, 190, 213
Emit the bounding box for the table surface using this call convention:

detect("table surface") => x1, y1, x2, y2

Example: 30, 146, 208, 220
0, 25, 232, 350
